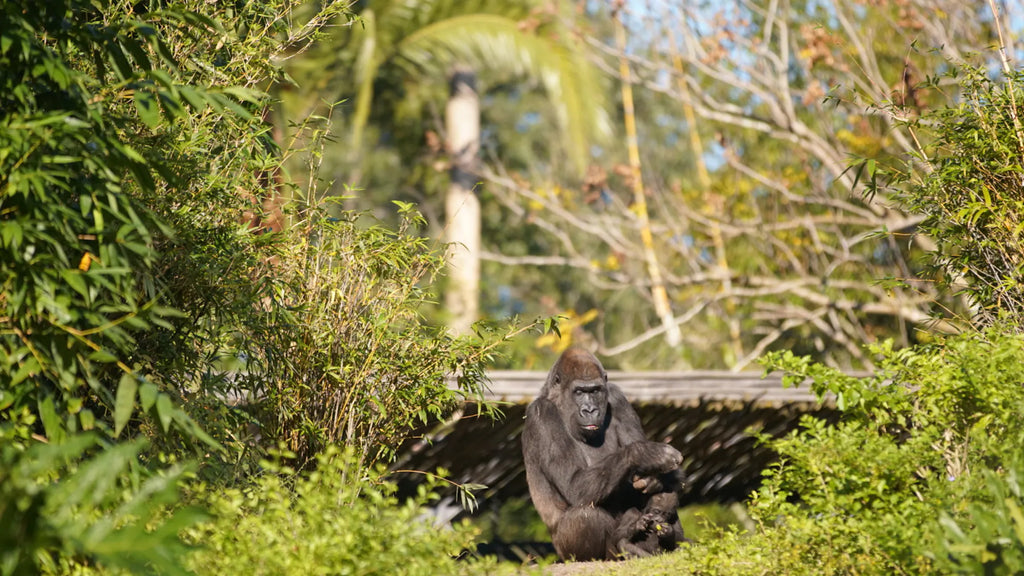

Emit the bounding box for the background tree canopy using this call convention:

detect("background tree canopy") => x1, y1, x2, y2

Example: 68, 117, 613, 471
287, 0, 1014, 371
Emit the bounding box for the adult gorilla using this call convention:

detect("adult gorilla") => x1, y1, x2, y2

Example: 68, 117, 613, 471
522, 348, 685, 560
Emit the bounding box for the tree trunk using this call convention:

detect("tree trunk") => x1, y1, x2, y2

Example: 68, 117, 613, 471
444, 66, 481, 336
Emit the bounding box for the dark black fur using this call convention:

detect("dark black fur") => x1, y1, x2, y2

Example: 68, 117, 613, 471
521, 348, 686, 560
614, 490, 687, 557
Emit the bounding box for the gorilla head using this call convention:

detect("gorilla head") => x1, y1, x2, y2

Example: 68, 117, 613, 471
542, 348, 611, 443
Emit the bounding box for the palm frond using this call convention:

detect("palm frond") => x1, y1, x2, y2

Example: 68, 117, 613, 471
395, 13, 611, 172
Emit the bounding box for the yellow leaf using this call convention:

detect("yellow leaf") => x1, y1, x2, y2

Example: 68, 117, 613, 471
78, 252, 93, 271
577, 309, 599, 325
535, 332, 559, 348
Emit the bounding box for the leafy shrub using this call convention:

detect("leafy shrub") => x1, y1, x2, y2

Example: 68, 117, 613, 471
0, 0, 190, 445
933, 443, 1024, 575
0, 434, 202, 576
185, 445, 488, 576
1, 1, 525, 574
0, 0, 330, 454
244, 201, 533, 466
870, 65, 1024, 327
622, 332, 1024, 576
745, 330, 1024, 575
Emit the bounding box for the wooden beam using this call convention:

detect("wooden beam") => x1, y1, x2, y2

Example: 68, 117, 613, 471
466, 370, 864, 404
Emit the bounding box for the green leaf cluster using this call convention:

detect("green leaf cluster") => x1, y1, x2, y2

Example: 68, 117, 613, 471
250, 201, 536, 465
617, 331, 1024, 576
742, 330, 1024, 574
185, 445, 486, 575
936, 447, 1024, 575
0, 435, 202, 576
0, 0, 228, 446
873, 65, 1024, 327
2, 0, 525, 573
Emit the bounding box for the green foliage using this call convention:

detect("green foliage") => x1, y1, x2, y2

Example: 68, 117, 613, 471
186, 445, 486, 576
0, 434, 202, 576
249, 200, 535, 465
607, 332, 1024, 576
934, 445, 1024, 575
0, 0, 323, 451
744, 330, 1024, 574
2, 1, 518, 574
868, 65, 1024, 327
0, 0, 187, 444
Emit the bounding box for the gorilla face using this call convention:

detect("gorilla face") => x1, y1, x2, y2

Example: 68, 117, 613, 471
572, 378, 609, 440
543, 348, 612, 443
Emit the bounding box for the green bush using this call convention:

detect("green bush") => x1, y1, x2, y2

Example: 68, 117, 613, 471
933, 444, 1024, 575
245, 200, 533, 467
746, 331, 1024, 574
0, 434, 202, 576
615, 332, 1024, 576
0, 0, 188, 446
185, 445, 488, 576
869, 65, 1024, 327
1, 1, 515, 573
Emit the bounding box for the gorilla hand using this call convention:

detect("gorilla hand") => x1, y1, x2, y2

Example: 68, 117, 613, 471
640, 442, 681, 475
632, 474, 665, 494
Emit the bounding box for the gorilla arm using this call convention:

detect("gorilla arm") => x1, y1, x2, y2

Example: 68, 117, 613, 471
522, 397, 574, 530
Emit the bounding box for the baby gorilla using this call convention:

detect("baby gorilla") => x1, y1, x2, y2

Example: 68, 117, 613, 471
614, 490, 687, 558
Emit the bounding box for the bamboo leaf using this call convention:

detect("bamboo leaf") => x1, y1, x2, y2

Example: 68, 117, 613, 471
114, 373, 138, 437
38, 394, 64, 442
155, 393, 173, 432
139, 381, 158, 411
134, 90, 162, 128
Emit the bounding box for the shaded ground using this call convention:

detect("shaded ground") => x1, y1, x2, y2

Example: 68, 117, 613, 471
475, 502, 747, 574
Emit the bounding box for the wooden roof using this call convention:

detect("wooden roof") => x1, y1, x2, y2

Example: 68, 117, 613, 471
478, 370, 835, 404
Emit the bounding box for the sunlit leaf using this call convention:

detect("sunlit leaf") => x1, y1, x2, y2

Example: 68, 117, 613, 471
155, 393, 173, 432
134, 90, 162, 128
114, 373, 138, 437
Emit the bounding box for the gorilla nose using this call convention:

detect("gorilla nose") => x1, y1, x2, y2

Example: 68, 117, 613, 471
581, 406, 598, 417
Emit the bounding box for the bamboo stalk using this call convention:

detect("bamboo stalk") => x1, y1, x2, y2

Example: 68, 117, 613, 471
614, 8, 681, 348
986, 0, 1024, 161
667, 27, 744, 365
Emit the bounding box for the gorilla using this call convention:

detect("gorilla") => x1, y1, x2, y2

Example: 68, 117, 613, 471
614, 490, 687, 557
521, 348, 686, 560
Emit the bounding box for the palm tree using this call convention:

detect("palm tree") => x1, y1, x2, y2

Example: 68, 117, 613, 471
443, 65, 482, 336
287, 0, 610, 335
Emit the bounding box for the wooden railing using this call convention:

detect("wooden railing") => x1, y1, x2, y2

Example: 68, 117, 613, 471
479, 370, 844, 404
